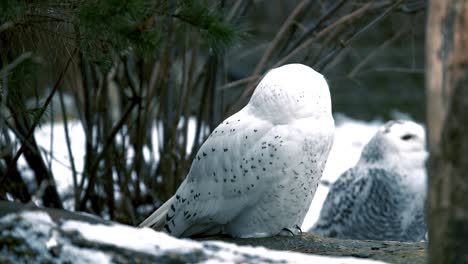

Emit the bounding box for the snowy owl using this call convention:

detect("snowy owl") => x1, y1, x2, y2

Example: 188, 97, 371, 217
139, 64, 334, 238
311, 120, 427, 241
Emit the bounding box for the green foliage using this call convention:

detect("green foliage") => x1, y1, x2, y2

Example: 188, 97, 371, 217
76, 0, 241, 66
4, 56, 50, 126
77, 0, 163, 67
174, 0, 242, 53
23, 106, 51, 127
6, 59, 34, 110
0, 0, 27, 22
1, 0, 241, 67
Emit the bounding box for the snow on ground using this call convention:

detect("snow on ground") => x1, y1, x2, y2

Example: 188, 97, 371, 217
0, 211, 112, 264
32, 121, 87, 208
0, 211, 388, 264
19, 113, 416, 230
19, 118, 200, 210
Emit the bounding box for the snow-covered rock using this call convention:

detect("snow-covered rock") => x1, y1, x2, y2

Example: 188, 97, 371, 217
0, 207, 390, 264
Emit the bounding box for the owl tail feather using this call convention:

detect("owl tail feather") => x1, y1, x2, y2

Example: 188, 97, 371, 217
138, 196, 175, 229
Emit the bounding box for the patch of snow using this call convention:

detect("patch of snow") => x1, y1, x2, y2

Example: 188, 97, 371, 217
18, 156, 36, 190
0, 211, 112, 264
62, 221, 202, 254
17, 210, 55, 232
177, 116, 200, 154
46, 230, 59, 249
32, 121, 85, 207
17, 117, 201, 210
62, 218, 387, 264
60, 245, 112, 264
0, 211, 56, 262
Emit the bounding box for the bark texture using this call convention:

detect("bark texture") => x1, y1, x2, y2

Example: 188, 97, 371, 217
426, 0, 468, 263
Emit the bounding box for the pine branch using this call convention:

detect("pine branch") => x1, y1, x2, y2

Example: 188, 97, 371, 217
172, 0, 241, 52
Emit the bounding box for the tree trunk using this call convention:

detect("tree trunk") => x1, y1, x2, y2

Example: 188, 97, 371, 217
426, 0, 468, 263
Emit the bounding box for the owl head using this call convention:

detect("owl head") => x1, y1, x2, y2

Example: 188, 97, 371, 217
248, 64, 332, 124
360, 120, 427, 169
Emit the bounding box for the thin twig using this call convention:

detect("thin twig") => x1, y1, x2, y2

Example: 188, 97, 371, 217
226, 0, 312, 114
307, 25, 347, 66
47, 98, 54, 173
58, 90, 79, 210
78, 96, 139, 209
274, 1, 376, 69
181, 41, 197, 160
0, 52, 33, 78
248, 0, 312, 88
348, 29, 406, 77
226, 1, 375, 114
330, 67, 424, 82
2, 119, 73, 171
279, 0, 347, 58
372, 67, 425, 73
27, 23, 77, 40
227, 0, 247, 21
219, 75, 260, 90
321, 0, 404, 73
0, 21, 14, 33
26, 13, 68, 23
341, 0, 404, 46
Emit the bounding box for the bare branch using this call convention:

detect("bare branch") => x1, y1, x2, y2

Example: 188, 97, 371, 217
274, 1, 375, 68
250, 0, 312, 85
348, 29, 407, 77
0, 21, 14, 33
0, 52, 33, 78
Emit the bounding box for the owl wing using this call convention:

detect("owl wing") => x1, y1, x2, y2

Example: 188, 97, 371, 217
311, 167, 360, 235
162, 108, 284, 237
163, 106, 333, 237
312, 167, 407, 240
349, 168, 405, 240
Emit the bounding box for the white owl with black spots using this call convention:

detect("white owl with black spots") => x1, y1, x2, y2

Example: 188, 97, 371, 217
311, 120, 427, 241
140, 64, 334, 238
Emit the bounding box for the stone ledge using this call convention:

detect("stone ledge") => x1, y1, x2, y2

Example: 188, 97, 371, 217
0, 201, 426, 264
198, 233, 426, 264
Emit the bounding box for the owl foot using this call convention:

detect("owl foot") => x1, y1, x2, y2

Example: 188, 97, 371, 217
279, 225, 302, 237
294, 225, 303, 235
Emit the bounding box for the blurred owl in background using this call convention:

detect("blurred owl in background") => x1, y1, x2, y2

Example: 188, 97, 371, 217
311, 120, 427, 242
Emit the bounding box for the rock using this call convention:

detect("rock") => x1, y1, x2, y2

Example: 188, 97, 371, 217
199, 234, 426, 264
0, 201, 426, 263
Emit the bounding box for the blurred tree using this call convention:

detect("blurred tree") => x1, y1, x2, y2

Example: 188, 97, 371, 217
426, 0, 468, 263
0, 0, 240, 212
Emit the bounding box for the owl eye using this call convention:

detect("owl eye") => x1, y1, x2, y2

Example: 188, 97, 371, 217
401, 134, 415, 141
